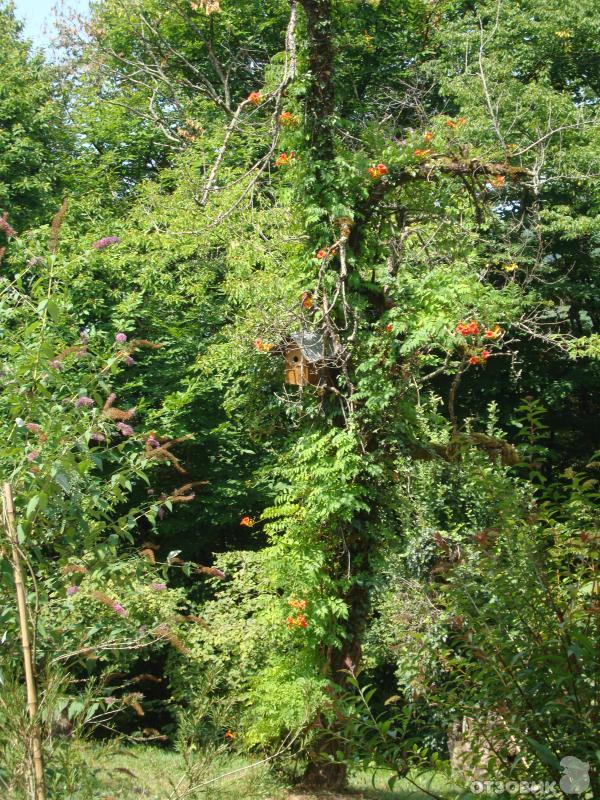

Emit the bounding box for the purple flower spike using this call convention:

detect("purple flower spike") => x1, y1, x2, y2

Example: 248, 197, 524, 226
123, 355, 136, 366
150, 582, 167, 591
116, 422, 134, 436
75, 396, 94, 408
66, 585, 79, 596
90, 432, 106, 443
112, 602, 128, 617
157, 505, 167, 520
92, 236, 120, 250
27, 450, 40, 462
115, 332, 128, 344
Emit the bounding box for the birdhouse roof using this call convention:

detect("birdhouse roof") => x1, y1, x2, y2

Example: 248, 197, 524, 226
290, 331, 327, 363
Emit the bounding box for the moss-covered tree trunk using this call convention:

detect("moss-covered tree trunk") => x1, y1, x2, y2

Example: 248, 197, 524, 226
298, 0, 384, 788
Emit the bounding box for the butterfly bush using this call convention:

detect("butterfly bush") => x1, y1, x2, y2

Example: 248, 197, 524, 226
0, 236, 193, 707
92, 235, 120, 250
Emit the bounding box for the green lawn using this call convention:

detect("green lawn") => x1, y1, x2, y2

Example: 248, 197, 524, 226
91, 744, 283, 799
87, 743, 470, 800
352, 769, 466, 799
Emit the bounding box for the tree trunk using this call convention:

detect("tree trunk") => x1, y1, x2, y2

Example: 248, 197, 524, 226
300, 0, 335, 161
295, 1, 380, 789
303, 750, 348, 791
301, 528, 372, 789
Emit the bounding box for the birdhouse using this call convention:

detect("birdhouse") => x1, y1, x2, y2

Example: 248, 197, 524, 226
284, 331, 328, 387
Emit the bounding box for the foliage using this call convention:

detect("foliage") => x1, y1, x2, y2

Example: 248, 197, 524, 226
0, 2, 69, 231
0, 0, 598, 794
0, 665, 119, 799
0, 224, 202, 782
363, 418, 599, 794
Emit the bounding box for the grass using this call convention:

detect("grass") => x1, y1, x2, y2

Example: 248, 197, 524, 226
87, 743, 468, 800
90, 744, 283, 799
352, 769, 464, 799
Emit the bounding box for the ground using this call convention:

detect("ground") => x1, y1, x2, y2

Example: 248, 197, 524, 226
88, 744, 464, 800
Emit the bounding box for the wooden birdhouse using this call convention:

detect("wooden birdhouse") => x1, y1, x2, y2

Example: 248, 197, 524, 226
284, 331, 327, 387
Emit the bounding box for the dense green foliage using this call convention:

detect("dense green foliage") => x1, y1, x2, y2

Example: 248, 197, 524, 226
0, 0, 598, 797
0, 2, 69, 231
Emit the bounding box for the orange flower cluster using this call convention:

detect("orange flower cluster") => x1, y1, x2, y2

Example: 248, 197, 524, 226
287, 613, 308, 629
177, 126, 197, 142
289, 598, 308, 610
456, 320, 480, 336
287, 597, 308, 628
254, 339, 273, 352
490, 175, 506, 188
247, 91, 261, 105
414, 148, 432, 158
445, 117, 467, 129
315, 246, 338, 260
484, 324, 503, 339
278, 111, 299, 127
469, 350, 491, 366
224, 730, 238, 740
367, 163, 389, 179
240, 516, 256, 527
456, 319, 502, 364
423, 131, 434, 142
191, 0, 221, 13
301, 292, 313, 310
275, 151, 295, 167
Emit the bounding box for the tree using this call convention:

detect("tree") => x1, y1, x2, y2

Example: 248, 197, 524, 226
0, 2, 69, 233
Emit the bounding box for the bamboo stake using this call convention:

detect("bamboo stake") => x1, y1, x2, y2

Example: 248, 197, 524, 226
3, 482, 46, 800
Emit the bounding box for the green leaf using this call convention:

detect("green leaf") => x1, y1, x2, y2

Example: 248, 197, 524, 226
25, 495, 39, 519
53, 471, 71, 493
